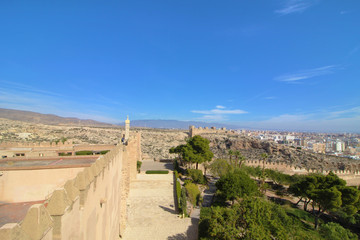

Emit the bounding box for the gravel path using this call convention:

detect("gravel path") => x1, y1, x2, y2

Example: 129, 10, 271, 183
123, 170, 198, 240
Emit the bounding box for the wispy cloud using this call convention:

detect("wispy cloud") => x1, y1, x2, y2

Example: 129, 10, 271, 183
275, 0, 316, 16
348, 44, 360, 56
274, 65, 339, 83
264, 96, 277, 100
236, 106, 360, 132
0, 80, 123, 124
192, 106, 247, 121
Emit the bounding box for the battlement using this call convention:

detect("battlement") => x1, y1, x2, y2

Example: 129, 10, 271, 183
243, 160, 360, 185
0, 133, 141, 240
189, 125, 237, 137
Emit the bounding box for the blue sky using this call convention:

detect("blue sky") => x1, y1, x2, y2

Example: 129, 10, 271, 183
1, 1, 360, 132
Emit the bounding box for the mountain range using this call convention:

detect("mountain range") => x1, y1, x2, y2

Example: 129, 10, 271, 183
0, 108, 242, 129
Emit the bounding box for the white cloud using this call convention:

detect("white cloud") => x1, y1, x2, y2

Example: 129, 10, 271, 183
238, 106, 360, 132
192, 109, 247, 115
275, 0, 316, 16
191, 106, 248, 122
275, 65, 339, 83
264, 96, 277, 100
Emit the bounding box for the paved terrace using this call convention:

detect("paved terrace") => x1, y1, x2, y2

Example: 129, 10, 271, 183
123, 160, 198, 240
0, 155, 98, 170
0, 155, 99, 228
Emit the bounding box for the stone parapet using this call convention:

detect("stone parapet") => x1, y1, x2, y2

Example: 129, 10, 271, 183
0, 132, 141, 240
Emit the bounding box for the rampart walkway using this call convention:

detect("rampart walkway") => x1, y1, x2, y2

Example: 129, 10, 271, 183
123, 165, 198, 239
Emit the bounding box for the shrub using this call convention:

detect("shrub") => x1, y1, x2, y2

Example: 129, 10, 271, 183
145, 170, 169, 174
137, 161, 142, 172
187, 169, 207, 185
58, 152, 72, 156
319, 222, 357, 240
100, 150, 110, 155
185, 182, 201, 206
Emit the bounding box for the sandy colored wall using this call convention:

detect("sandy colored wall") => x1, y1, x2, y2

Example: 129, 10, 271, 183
0, 168, 84, 202
0, 133, 140, 240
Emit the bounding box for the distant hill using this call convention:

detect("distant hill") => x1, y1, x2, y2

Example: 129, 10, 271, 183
129, 119, 243, 130
0, 108, 244, 130
0, 108, 114, 127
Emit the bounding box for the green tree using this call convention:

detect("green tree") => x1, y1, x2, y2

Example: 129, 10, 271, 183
216, 170, 258, 203
260, 153, 268, 193
180, 187, 187, 218
311, 187, 342, 229
209, 159, 233, 177
203, 198, 298, 240
170, 135, 213, 169
288, 172, 354, 229
338, 186, 360, 215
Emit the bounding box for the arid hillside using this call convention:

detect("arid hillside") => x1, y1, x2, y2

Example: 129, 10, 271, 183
140, 131, 360, 172
1, 117, 358, 172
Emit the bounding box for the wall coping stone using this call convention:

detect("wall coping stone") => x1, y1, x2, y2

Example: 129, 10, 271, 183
21, 204, 53, 240
46, 188, 71, 216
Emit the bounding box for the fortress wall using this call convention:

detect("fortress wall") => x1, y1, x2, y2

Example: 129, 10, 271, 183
243, 160, 360, 186
189, 126, 237, 137
0, 168, 84, 202
0, 133, 141, 240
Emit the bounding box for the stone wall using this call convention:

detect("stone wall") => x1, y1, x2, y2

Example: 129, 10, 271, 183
0, 133, 140, 240
189, 126, 237, 137
243, 160, 360, 186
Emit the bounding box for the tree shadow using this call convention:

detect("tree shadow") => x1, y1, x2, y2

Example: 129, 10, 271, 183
167, 233, 187, 240
167, 216, 199, 240
159, 205, 177, 214
164, 163, 174, 170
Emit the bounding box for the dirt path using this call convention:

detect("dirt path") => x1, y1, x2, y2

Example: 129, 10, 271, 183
122, 172, 198, 240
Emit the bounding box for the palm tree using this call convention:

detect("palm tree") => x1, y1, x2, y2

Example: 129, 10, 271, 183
260, 153, 269, 193
228, 150, 234, 165
238, 154, 246, 168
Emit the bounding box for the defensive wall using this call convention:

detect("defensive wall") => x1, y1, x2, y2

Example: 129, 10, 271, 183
189, 125, 237, 137
0, 132, 141, 240
243, 160, 360, 186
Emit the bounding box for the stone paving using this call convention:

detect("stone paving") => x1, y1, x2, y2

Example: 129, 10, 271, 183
123, 161, 198, 240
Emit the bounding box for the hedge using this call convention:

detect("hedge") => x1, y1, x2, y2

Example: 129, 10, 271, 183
145, 170, 169, 174
174, 170, 182, 213
75, 151, 93, 155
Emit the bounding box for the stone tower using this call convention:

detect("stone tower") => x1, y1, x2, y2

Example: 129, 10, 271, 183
125, 116, 130, 141
189, 125, 195, 137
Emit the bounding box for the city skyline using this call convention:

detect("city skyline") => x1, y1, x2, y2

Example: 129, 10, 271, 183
1, 1, 360, 132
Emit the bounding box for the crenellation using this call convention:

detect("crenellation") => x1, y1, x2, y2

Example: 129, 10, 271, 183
189, 125, 238, 137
